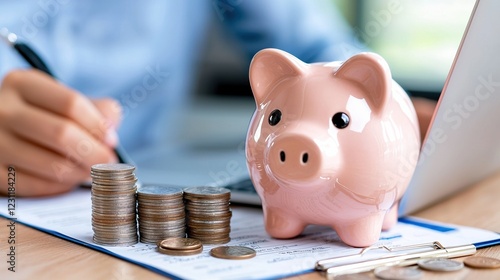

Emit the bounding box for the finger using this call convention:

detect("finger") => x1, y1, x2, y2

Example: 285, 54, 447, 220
91, 98, 123, 147
0, 131, 92, 183
0, 165, 77, 197
4, 102, 116, 164
91, 98, 123, 128
2, 70, 110, 142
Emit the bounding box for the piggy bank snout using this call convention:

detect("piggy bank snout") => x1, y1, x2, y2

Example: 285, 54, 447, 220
268, 134, 322, 181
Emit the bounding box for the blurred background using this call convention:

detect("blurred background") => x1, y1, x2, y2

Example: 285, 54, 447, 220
194, 0, 476, 101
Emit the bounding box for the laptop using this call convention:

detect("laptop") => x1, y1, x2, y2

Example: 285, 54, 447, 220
137, 0, 500, 211
398, 0, 500, 215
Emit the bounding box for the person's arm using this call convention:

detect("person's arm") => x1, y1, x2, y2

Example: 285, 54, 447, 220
0, 69, 121, 196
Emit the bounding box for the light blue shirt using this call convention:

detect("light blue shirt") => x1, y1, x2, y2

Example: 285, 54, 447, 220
0, 0, 362, 159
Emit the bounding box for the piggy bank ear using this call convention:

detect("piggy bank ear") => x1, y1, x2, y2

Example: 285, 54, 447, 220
335, 52, 391, 113
249, 48, 305, 105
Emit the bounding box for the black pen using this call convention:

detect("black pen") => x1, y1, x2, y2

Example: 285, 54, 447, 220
0, 28, 127, 164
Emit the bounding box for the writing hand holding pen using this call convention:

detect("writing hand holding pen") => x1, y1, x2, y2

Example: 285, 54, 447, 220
0, 28, 123, 197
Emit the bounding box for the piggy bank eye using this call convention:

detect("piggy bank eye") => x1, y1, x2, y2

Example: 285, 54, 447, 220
268, 109, 282, 126
332, 112, 349, 129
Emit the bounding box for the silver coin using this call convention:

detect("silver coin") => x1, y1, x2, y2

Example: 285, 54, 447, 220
138, 213, 186, 219
140, 232, 186, 238
138, 185, 183, 196
139, 220, 185, 226
93, 234, 137, 240
92, 182, 137, 188
138, 215, 185, 221
140, 228, 186, 235
140, 232, 186, 239
90, 173, 136, 180
141, 236, 186, 243
139, 208, 183, 213
139, 228, 186, 234
184, 186, 230, 196
335, 273, 372, 280
92, 183, 136, 188
91, 163, 135, 172
373, 266, 422, 280
93, 237, 138, 247
137, 198, 184, 204
92, 224, 138, 231
137, 202, 182, 207
417, 258, 464, 272
187, 199, 230, 207
185, 205, 230, 212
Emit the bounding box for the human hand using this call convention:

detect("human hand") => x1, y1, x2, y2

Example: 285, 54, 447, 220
0, 69, 122, 196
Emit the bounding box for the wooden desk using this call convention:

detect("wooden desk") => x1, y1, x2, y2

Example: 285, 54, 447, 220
1, 173, 499, 280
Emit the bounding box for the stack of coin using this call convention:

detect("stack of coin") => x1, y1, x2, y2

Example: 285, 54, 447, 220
91, 163, 138, 246
184, 186, 231, 244
137, 185, 186, 244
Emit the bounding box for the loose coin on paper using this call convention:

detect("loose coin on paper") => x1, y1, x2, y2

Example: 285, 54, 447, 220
373, 266, 422, 280
157, 245, 203, 256
157, 237, 203, 256
334, 273, 372, 280
159, 237, 202, 251
210, 246, 257, 260
463, 256, 500, 269
417, 258, 464, 272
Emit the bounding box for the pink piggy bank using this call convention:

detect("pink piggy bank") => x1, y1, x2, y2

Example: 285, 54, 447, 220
245, 49, 420, 247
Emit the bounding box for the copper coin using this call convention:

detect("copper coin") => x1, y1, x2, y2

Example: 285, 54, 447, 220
159, 237, 203, 250
464, 256, 500, 269
209, 246, 256, 260
157, 246, 203, 256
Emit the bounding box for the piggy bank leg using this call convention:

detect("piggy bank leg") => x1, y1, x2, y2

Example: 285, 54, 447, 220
334, 214, 385, 247
382, 203, 399, 230
263, 207, 306, 239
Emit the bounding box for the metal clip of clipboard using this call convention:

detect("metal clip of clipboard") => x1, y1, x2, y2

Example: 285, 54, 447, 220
315, 241, 476, 277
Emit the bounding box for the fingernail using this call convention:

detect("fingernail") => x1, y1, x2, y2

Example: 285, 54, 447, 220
110, 152, 119, 163
105, 128, 119, 147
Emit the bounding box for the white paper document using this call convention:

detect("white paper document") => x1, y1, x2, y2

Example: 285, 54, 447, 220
1, 188, 498, 279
